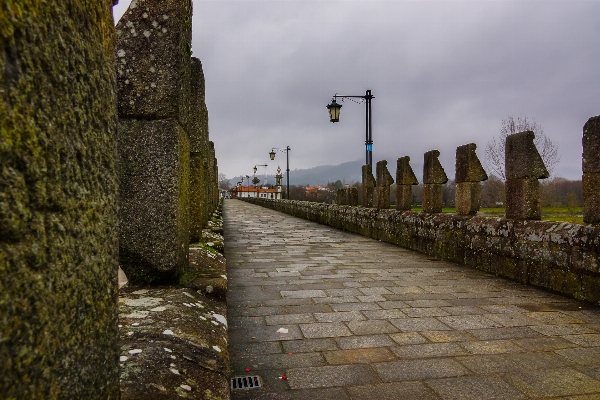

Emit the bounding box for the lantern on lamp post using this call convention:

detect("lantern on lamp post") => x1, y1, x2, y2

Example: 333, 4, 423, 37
326, 90, 374, 167
269, 146, 291, 200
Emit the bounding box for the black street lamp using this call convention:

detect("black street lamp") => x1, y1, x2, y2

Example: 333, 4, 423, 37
254, 164, 268, 187
269, 146, 291, 200
326, 89, 374, 166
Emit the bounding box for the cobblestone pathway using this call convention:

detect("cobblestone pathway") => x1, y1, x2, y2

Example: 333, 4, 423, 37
224, 200, 600, 399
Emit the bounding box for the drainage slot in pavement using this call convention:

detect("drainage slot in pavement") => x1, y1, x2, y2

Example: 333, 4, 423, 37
231, 375, 262, 390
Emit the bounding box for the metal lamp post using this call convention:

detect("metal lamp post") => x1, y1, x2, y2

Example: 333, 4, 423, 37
269, 146, 291, 200
326, 89, 374, 166
254, 164, 268, 187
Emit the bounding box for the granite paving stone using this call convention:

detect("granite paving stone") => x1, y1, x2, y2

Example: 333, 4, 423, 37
346, 320, 398, 335
347, 382, 439, 400
286, 365, 380, 389
224, 200, 600, 399
503, 368, 600, 398
300, 322, 353, 338
460, 339, 524, 354
324, 348, 397, 365
336, 334, 396, 349
426, 376, 527, 400
374, 358, 469, 381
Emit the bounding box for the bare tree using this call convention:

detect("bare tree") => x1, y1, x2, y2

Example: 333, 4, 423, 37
218, 173, 230, 190
485, 116, 560, 180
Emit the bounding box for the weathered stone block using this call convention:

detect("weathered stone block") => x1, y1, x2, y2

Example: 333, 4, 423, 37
396, 185, 413, 211
116, 0, 193, 129
189, 57, 209, 153
456, 182, 482, 216
362, 165, 376, 208
583, 172, 600, 224
348, 187, 359, 206
455, 143, 487, 183
422, 184, 444, 213
505, 177, 541, 220
583, 115, 600, 173
337, 188, 348, 205
505, 131, 549, 180
397, 156, 419, 185
423, 150, 448, 184
376, 160, 394, 210
190, 152, 206, 242
117, 119, 190, 283
0, 1, 119, 397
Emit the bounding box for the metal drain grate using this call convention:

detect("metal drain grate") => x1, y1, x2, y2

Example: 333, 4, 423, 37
231, 375, 262, 390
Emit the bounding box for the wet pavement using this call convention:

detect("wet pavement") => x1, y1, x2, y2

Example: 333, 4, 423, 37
224, 199, 600, 399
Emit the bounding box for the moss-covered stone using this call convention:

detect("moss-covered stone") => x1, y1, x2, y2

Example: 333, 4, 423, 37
117, 119, 190, 284
1, 1, 120, 397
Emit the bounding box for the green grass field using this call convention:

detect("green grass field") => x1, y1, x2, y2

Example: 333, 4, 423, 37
407, 206, 583, 224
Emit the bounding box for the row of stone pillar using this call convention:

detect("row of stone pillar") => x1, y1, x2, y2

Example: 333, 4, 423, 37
354, 121, 600, 223
116, 0, 219, 284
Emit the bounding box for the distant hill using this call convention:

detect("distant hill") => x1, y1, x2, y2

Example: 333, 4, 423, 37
229, 158, 425, 187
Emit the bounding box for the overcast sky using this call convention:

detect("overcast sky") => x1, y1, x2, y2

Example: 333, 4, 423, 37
113, 0, 600, 181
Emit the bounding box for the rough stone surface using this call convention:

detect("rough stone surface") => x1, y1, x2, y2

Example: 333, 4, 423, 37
242, 198, 600, 304
506, 177, 542, 220
584, 172, 600, 224
189, 57, 210, 242
376, 160, 394, 210
423, 184, 444, 213
348, 187, 358, 206
505, 131, 549, 180
422, 150, 447, 213
117, 119, 190, 284
396, 156, 418, 211
0, 1, 120, 397
116, 0, 197, 283
504, 132, 548, 220
423, 150, 448, 184
116, 0, 193, 129
361, 165, 376, 208
455, 143, 487, 183
119, 285, 229, 400
456, 182, 482, 216
336, 188, 347, 205
583, 116, 600, 224
396, 185, 413, 211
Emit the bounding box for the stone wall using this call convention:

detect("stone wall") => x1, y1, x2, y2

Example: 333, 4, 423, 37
116, 0, 219, 284
1, 1, 120, 397
243, 198, 600, 304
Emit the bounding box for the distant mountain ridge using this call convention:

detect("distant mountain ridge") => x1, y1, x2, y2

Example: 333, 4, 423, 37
230, 159, 423, 186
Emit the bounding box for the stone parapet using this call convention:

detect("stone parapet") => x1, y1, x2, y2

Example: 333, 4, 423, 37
1, 1, 120, 396
242, 198, 600, 304
117, 119, 190, 283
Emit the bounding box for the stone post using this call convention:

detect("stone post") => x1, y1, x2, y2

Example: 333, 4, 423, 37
423, 150, 448, 213
396, 156, 419, 211
455, 143, 488, 215
376, 160, 395, 209
362, 165, 376, 207
189, 57, 208, 242
116, 0, 193, 284
337, 188, 348, 205
1, 1, 120, 396
583, 116, 600, 224
348, 187, 359, 206
505, 131, 549, 220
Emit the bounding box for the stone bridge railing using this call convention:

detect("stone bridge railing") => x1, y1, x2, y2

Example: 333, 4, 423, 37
244, 118, 600, 305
